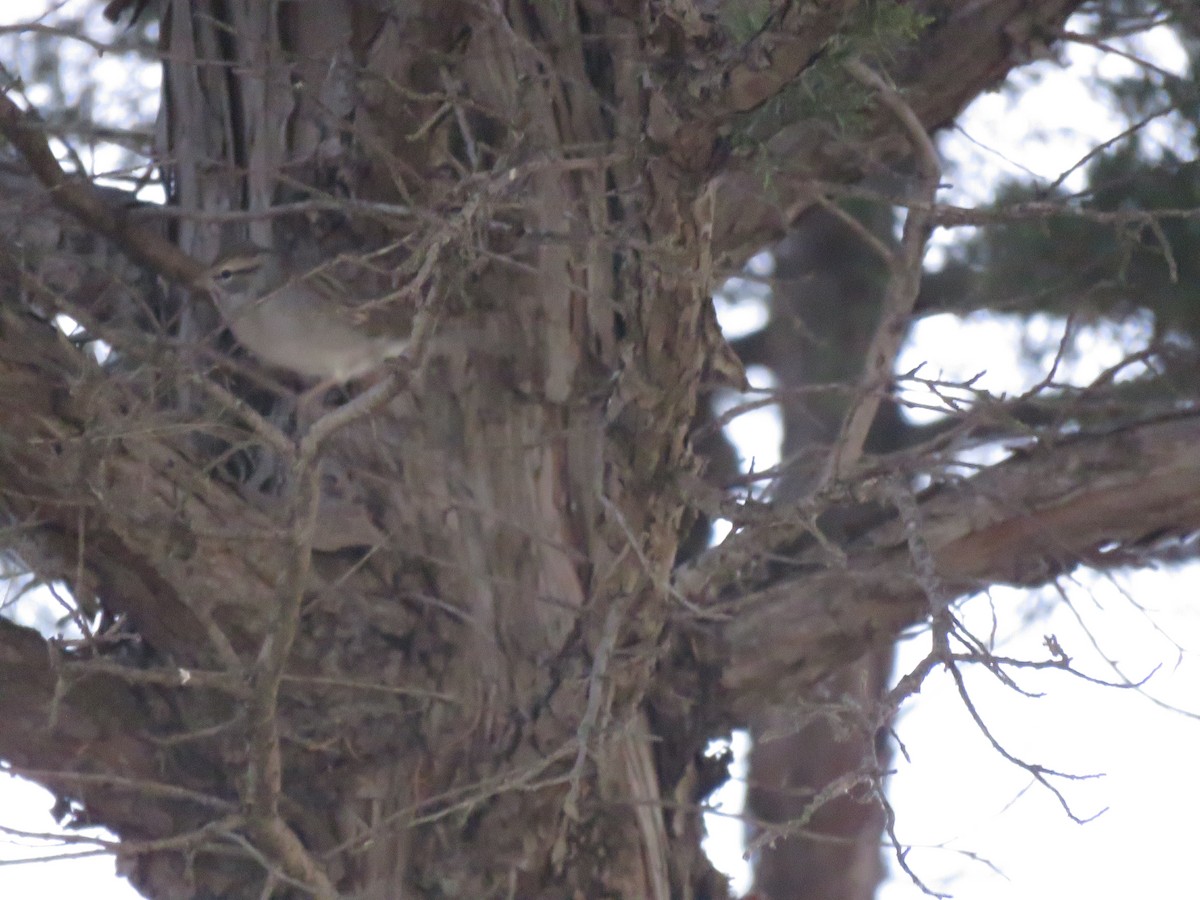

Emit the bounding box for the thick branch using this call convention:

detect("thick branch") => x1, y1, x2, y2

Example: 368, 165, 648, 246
0, 618, 233, 834
686, 413, 1200, 715
0, 90, 200, 286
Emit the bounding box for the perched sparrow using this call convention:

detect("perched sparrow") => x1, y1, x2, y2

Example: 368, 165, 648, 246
198, 244, 409, 381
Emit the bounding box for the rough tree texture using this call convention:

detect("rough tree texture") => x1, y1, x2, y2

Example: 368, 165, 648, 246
742, 205, 898, 900
9, 1, 1196, 899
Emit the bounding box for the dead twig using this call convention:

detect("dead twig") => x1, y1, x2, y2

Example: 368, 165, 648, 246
0, 89, 201, 287
822, 60, 941, 485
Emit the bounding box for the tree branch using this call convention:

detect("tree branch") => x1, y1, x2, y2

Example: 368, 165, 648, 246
822, 58, 940, 484
680, 412, 1200, 715
0, 90, 200, 286
711, 0, 1088, 266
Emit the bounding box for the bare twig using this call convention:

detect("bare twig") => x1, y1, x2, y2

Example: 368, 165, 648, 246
0, 89, 201, 286
823, 61, 941, 485
1045, 105, 1175, 195
1059, 29, 1182, 81
239, 457, 336, 898
0, 22, 119, 54
807, 178, 1200, 229
556, 594, 624, 854
59, 656, 246, 694
4, 766, 235, 811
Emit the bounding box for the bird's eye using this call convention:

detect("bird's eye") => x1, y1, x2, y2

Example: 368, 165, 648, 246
217, 268, 234, 281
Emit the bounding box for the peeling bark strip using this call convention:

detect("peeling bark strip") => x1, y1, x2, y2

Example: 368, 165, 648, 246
0, 1, 1107, 898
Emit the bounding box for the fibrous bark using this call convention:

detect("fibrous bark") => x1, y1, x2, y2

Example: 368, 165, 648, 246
5, 2, 1156, 898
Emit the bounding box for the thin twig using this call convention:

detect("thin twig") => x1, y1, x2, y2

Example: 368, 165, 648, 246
0, 89, 201, 286
823, 60, 941, 485
4, 767, 235, 811
239, 458, 336, 898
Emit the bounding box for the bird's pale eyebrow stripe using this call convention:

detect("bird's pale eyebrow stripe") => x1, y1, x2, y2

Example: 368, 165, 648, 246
219, 258, 262, 277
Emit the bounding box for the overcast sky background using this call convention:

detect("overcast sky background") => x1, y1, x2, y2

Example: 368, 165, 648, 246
1, 4, 1198, 899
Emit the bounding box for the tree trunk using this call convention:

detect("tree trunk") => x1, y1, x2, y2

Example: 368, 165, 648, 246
1, 2, 1151, 898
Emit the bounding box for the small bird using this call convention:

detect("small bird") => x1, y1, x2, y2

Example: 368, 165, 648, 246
198, 244, 409, 382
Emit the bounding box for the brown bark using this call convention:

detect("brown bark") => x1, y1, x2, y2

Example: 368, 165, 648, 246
742, 204, 898, 900
0, 2, 1138, 898
688, 413, 1200, 709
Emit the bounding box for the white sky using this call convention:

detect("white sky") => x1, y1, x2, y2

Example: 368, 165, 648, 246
1, 5, 1198, 900
706, 20, 1200, 900
879, 569, 1200, 900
